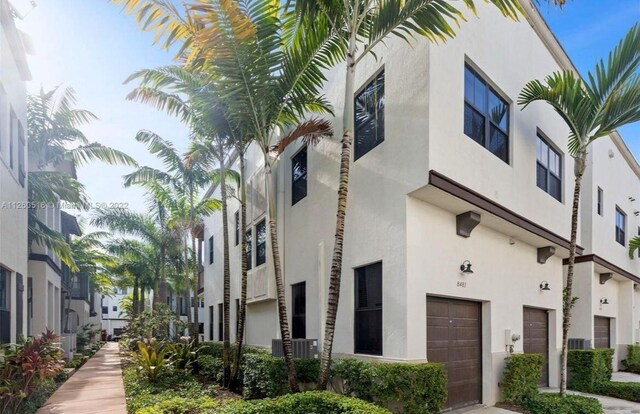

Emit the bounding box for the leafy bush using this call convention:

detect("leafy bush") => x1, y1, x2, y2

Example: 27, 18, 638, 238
135, 396, 219, 414
523, 393, 603, 414
597, 381, 640, 402
0, 330, 65, 413
567, 349, 614, 392
332, 358, 447, 414
65, 356, 86, 369
241, 354, 321, 399
199, 342, 268, 359
622, 345, 640, 374
501, 353, 544, 404
198, 355, 223, 382
15, 378, 59, 414
134, 339, 171, 382
166, 339, 200, 372
219, 391, 390, 414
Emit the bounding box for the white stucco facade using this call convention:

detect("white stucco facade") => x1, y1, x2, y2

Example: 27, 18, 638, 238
202, 1, 640, 409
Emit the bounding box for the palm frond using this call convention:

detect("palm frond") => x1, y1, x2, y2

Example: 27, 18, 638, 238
630, 236, 640, 259
69, 143, 138, 167
272, 118, 333, 154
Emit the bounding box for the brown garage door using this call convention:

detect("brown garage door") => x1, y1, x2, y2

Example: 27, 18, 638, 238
594, 316, 611, 348
523, 307, 549, 387
427, 297, 482, 410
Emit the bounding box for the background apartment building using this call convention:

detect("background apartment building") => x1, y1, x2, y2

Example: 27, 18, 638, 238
203, 1, 639, 410
0, 0, 30, 344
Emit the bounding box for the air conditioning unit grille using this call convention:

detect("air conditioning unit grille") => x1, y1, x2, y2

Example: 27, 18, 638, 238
568, 338, 592, 350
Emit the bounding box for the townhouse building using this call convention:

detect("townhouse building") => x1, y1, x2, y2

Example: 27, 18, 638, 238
101, 287, 129, 338
203, 1, 639, 410
0, 0, 30, 344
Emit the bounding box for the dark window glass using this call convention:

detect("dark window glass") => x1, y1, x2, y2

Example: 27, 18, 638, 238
536, 135, 562, 201
209, 305, 214, 340
291, 282, 306, 339
245, 230, 253, 270
218, 303, 223, 341
354, 262, 382, 355
209, 236, 214, 264
112, 306, 117, 312
463, 65, 509, 163
354, 71, 385, 160
0, 269, 6, 310
180, 298, 187, 316
198, 323, 204, 334
597, 187, 603, 216
292, 147, 308, 205
234, 211, 240, 246
102, 306, 108, 314
18, 123, 24, 187
256, 220, 266, 266
235, 298, 240, 336
616, 207, 626, 246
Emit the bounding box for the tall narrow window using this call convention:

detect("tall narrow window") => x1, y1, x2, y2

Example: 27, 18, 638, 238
291, 147, 308, 205
218, 303, 223, 341
291, 282, 306, 339
245, 230, 253, 270
464, 65, 510, 163
209, 305, 214, 340
0, 269, 6, 311
597, 187, 604, 216
235, 298, 240, 336
615, 207, 626, 246
9, 109, 16, 169
18, 124, 24, 186
180, 298, 187, 316
256, 219, 266, 266
234, 211, 240, 246
354, 70, 385, 160
209, 236, 214, 264
354, 262, 382, 355
536, 134, 562, 201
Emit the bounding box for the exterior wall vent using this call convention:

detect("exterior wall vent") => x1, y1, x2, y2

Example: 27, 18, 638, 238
272, 339, 319, 359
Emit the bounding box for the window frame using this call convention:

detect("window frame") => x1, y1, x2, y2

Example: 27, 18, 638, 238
112, 306, 117, 312
354, 261, 383, 356
615, 207, 626, 246
209, 305, 214, 341
463, 64, 510, 164
291, 146, 308, 205
245, 229, 253, 270
209, 236, 214, 264
291, 282, 306, 339
255, 219, 266, 267
597, 187, 604, 216
354, 69, 385, 161
234, 210, 240, 246
535, 132, 563, 202
218, 303, 223, 341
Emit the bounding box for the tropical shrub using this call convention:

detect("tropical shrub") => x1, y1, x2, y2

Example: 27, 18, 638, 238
166, 338, 200, 372
331, 358, 447, 414
14, 378, 59, 414
0, 330, 65, 414
197, 355, 223, 382
501, 353, 544, 404
241, 354, 320, 399
567, 349, 614, 392
134, 339, 170, 382
219, 391, 390, 414
135, 396, 219, 414
523, 393, 603, 414
125, 306, 188, 346
622, 345, 640, 374
199, 341, 268, 359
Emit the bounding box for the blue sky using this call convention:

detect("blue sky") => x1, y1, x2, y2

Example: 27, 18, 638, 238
16, 0, 640, 221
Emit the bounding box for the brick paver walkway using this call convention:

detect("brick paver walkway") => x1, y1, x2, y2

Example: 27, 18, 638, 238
37, 342, 126, 414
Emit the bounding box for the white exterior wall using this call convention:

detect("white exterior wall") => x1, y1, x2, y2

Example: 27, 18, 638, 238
0, 0, 29, 343
101, 292, 129, 336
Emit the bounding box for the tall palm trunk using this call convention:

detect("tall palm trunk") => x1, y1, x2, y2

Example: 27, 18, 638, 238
318, 33, 357, 390
232, 153, 248, 388
219, 144, 232, 386
184, 238, 193, 335
265, 162, 299, 392
132, 276, 140, 318
560, 152, 586, 395
190, 234, 200, 344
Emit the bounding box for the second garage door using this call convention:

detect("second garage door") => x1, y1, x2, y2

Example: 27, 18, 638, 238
427, 297, 482, 410
594, 316, 611, 348
523, 307, 549, 387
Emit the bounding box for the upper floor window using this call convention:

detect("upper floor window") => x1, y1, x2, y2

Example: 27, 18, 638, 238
234, 211, 240, 246
291, 147, 307, 205
597, 187, 603, 216
112, 306, 117, 312
615, 207, 626, 246
102, 306, 108, 314
536, 134, 562, 201
256, 219, 267, 266
245, 230, 253, 270
0, 268, 7, 310
354, 262, 383, 356
464, 65, 509, 163
209, 236, 214, 264
354, 70, 385, 161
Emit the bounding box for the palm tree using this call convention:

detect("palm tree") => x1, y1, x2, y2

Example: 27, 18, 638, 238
293, 0, 523, 388
519, 24, 640, 395
631, 237, 640, 258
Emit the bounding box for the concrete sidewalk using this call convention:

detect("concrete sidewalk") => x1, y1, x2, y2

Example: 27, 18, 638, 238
37, 342, 126, 414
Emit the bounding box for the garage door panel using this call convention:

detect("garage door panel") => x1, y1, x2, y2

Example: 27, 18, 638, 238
427, 297, 482, 410
523, 307, 549, 387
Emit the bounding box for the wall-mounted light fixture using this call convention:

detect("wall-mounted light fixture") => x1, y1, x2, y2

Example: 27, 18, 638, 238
600, 298, 609, 305
539, 281, 550, 291
460, 260, 474, 274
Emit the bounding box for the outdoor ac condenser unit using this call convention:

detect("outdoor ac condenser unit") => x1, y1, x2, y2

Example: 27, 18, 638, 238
272, 339, 319, 359
568, 338, 592, 350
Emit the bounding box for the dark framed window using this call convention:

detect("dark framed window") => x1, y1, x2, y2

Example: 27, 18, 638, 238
112, 306, 117, 312
291, 282, 306, 339
256, 219, 266, 267
615, 207, 626, 246
18, 122, 24, 186
209, 236, 214, 264
235, 298, 240, 336
464, 65, 510, 163
354, 262, 382, 355
209, 305, 214, 340
0, 268, 7, 310
180, 298, 187, 316
218, 303, 223, 341
102, 306, 108, 314
291, 147, 308, 205
245, 230, 253, 270
234, 211, 240, 246
198, 323, 204, 334
354, 70, 385, 161
597, 187, 604, 216
536, 134, 562, 201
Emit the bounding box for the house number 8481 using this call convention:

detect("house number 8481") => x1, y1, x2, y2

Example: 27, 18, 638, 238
457, 281, 467, 288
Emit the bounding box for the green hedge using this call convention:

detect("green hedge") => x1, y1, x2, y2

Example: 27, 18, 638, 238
597, 381, 640, 403
219, 391, 390, 414
198, 355, 224, 383
199, 342, 268, 359
135, 397, 219, 414
523, 393, 603, 414
622, 345, 640, 374
567, 349, 614, 392
241, 354, 320, 399
501, 353, 544, 404
332, 358, 447, 414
